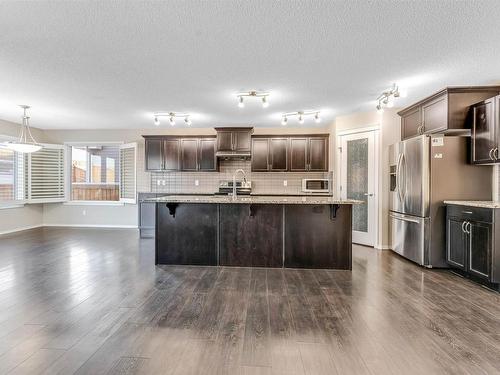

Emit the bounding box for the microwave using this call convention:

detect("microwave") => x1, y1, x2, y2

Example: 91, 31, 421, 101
301, 178, 330, 193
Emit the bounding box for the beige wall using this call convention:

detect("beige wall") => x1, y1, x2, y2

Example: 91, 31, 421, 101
333, 109, 401, 249
0, 119, 47, 234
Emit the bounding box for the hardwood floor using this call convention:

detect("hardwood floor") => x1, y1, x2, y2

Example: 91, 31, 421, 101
0, 227, 499, 374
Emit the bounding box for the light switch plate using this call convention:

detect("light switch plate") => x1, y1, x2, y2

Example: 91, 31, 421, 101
283, 180, 287, 186
195, 180, 199, 186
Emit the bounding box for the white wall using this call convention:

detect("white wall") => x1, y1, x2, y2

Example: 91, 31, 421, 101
334, 109, 401, 249
0, 119, 46, 234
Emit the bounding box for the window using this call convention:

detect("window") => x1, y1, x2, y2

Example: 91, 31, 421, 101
0, 145, 24, 205
70, 145, 120, 201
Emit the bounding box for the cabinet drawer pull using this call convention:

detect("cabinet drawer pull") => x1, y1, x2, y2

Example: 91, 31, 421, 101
494, 147, 499, 161
489, 148, 495, 160
462, 211, 473, 214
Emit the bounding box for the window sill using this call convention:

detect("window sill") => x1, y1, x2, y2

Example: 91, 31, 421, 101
63, 201, 124, 206
0, 203, 25, 210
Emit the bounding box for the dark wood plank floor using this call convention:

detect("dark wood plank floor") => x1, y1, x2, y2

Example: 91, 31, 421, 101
0, 227, 499, 375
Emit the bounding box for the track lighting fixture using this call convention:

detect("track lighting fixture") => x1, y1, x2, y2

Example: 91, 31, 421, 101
376, 83, 400, 112
153, 112, 192, 126
280, 110, 321, 125
236, 90, 270, 108
3, 105, 42, 153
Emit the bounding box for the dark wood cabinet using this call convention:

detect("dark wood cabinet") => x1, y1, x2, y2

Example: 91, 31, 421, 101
399, 86, 500, 141
446, 205, 499, 286
289, 138, 308, 171
422, 94, 448, 133
269, 138, 288, 171
251, 138, 270, 171
215, 127, 253, 152
446, 217, 467, 270
401, 107, 422, 140
219, 204, 283, 267
309, 137, 328, 171
145, 138, 163, 171
163, 139, 180, 171
198, 138, 217, 171
471, 96, 498, 164
180, 139, 198, 171
468, 221, 492, 279
144, 136, 217, 172
252, 135, 328, 172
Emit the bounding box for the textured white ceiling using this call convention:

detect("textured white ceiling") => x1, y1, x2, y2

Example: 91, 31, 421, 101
0, 0, 500, 129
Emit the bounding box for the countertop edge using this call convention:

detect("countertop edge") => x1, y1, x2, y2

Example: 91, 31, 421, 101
444, 200, 500, 209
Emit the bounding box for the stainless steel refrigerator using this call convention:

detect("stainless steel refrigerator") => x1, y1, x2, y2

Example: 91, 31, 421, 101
389, 135, 492, 267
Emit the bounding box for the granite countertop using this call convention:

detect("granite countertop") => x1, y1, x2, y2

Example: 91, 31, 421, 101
145, 195, 362, 205
444, 200, 500, 209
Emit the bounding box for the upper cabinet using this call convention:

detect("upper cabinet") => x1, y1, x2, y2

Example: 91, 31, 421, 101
252, 135, 328, 172
143, 136, 217, 172
470, 95, 499, 165
398, 86, 500, 140
215, 127, 253, 152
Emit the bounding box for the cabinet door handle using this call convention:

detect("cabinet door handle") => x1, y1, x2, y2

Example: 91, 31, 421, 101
466, 221, 471, 234
489, 148, 495, 160
494, 147, 499, 161
461, 221, 467, 233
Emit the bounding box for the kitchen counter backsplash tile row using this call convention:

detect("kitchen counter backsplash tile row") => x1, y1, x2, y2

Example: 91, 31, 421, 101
151, 160, 331, 195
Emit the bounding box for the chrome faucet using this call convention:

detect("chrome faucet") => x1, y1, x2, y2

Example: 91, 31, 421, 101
232, 168, 247, 200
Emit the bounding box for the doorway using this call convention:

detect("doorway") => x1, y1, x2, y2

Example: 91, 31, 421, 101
338, 128, 379, 246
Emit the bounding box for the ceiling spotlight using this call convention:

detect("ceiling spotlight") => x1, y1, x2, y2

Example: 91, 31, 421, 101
184, 116, 192, 126
169, 116, 175, 126
280, 110, 321, 125
153, 112, 192, 126
375, 83, 401, 112
262, 96, 269, 108
238, 96, 245, 108
154, 117, 160, 126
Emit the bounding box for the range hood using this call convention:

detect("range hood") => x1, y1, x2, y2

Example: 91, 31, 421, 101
216, 150, 251, 160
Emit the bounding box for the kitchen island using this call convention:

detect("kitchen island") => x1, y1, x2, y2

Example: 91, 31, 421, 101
147, 195, 361, 270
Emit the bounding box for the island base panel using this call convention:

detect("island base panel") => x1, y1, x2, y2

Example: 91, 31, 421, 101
284, 204, 352, 269
156, 203, 217, 265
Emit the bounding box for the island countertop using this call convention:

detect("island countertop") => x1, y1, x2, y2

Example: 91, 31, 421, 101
146, 194, 362, 205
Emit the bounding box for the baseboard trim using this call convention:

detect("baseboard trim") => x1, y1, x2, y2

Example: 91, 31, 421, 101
43, 224, 138, 229
375, 244, 391, 250
0, 224, 43, 236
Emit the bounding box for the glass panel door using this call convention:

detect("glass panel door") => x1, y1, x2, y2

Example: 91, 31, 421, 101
340, 131, 376, 246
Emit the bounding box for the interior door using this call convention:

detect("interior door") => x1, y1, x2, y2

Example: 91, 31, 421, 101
340, 130, 376, 246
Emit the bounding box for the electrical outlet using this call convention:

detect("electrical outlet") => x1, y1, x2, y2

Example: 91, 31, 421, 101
195, 180, 199, 186
82, 209, 86, 216
157, 180, 161, 186
283, 180, 287, 186
162, 180, 166, 186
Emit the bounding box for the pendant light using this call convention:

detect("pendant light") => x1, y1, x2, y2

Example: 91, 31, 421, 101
4, 105, 42, 153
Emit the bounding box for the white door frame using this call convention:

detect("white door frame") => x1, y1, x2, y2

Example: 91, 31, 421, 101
336, 125, 380, 247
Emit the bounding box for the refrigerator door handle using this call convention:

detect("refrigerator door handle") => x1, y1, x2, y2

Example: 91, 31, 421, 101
389, 212, 420, 224
400, 153, 407, 201
396, 153, 403, 202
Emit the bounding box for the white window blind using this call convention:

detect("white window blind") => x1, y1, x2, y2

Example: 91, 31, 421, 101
119, 143, 137, 204
0, 147, 24, 204
26, 144, 66, 203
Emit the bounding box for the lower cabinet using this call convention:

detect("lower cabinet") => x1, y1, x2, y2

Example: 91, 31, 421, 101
446, 205, 497, 284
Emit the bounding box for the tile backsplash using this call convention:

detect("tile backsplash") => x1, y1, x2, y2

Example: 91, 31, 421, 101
151, 160, 332, 195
